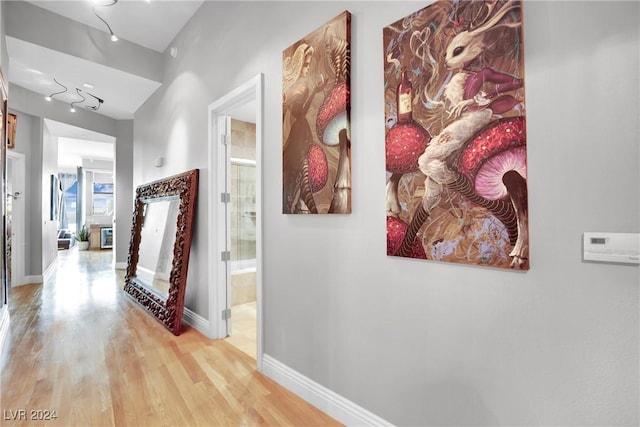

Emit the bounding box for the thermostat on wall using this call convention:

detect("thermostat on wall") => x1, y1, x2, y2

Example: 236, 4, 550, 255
583, 232, 640, 264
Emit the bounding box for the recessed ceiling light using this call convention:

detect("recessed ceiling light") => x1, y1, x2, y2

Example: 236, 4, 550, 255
83, 83, 94, 89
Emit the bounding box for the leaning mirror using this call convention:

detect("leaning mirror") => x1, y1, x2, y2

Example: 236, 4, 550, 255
124, 169, 198, 335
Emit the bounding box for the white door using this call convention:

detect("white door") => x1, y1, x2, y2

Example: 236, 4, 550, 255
6, 151, 25, 287
218, 114, 232, 336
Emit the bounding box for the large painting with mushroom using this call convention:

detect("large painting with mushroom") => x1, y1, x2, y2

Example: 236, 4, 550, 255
283, 11, 351, 214
384, 0, 529, 269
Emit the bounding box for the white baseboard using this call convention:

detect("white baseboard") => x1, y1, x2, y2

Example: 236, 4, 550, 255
0, 307, 10, 355
114, 262, 127, 270
43, 259, 57, 280
261, 354, 393, 427
182, 307, 210, 336
17, 275, 43, 286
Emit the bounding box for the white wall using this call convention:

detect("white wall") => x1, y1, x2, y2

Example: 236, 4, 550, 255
41, 121, 57, 275
115, 120, 134, 267
134, 1, 639, 425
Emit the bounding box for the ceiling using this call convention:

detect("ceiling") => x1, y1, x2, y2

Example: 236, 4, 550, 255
25, 0, 205, 53
7, 35, 163, 120
7, 1, 255, 166
7, 0, 204, 121
6, 0, 204, 163
46, 118, 116, 168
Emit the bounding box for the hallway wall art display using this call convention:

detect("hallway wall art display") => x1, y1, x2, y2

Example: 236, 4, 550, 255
282, 11, 351, 214
384, 0, 529, 270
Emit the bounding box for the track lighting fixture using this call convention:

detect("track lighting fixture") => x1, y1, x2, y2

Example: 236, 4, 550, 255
70, 88, 85, 113
43, 78, 105, 113
45, 78, 68, 102
92, 0, 119, 42
68, 88, 105, 113
84, 92, 104, 111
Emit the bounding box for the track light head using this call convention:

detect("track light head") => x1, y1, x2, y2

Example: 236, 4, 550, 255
93, 0, 119, 42
70, 88, 85, 113
84, 92, 104, 111
45, 78, 68, 102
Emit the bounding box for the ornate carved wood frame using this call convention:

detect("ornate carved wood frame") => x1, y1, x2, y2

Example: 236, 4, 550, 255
124, 169, 199, 335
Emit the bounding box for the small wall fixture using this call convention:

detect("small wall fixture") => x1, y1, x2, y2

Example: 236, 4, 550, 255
92, 0, 119, 42
45, 78, 68, 102
154, 157, 164, 167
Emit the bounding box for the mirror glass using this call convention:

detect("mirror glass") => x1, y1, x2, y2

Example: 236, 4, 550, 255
124, 169, 198, 335
134, 198, 180, 298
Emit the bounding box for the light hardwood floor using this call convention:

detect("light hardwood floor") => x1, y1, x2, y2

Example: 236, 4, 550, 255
0, 248, 341, 427
226, 302, 257, 360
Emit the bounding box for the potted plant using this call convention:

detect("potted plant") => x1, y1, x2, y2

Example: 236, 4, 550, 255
76, 225, 90, 251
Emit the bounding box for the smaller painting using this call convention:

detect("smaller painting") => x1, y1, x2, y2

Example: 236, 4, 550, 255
7, 113, 16, 149
282, 11, 351, 214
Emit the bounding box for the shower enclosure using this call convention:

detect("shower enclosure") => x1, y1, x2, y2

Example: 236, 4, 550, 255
230, 158, 256, 273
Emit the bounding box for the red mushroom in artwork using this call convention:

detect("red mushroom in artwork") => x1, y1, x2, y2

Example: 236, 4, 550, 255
306, 143, 329, 192
316, 82, 351, 213
317, 82, 349, 147
315, 34, 352, 214
387, 216, 427, 259
299, 143, 329, 213
455, 116, 528, 267
394, 117, 529, 268
385, 123, 431, 216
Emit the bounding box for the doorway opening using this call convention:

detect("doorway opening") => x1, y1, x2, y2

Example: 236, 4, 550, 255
208, 74, 263, 369
226, 147, 257, 359
53, 120, 115, 264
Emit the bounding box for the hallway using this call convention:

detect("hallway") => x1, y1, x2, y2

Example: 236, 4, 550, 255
0, 248, 341, 426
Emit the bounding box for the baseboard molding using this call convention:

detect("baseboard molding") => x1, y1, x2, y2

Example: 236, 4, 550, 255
182, 307, 210, 336
0, 308, 10, 355
261, 354, 393, 427
17, 275, 43, 286
43, 259, 57, 280
114, 262, 127, 270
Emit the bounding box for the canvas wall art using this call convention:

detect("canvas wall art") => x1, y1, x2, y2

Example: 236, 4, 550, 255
7, 113, 16, 149
282, 11, 351, 214
384, 0, 529, 269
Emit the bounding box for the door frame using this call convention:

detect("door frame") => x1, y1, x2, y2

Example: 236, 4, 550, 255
207, 74, 263, 370
6, 151, 25, 287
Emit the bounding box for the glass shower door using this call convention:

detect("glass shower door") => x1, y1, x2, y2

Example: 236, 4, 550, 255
230, 159, 256, 269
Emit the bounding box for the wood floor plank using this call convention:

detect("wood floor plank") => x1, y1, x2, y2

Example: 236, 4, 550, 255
1, 249, 342, 427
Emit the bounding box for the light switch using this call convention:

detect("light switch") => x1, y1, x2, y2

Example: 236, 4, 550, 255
583, 232, 640, 264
